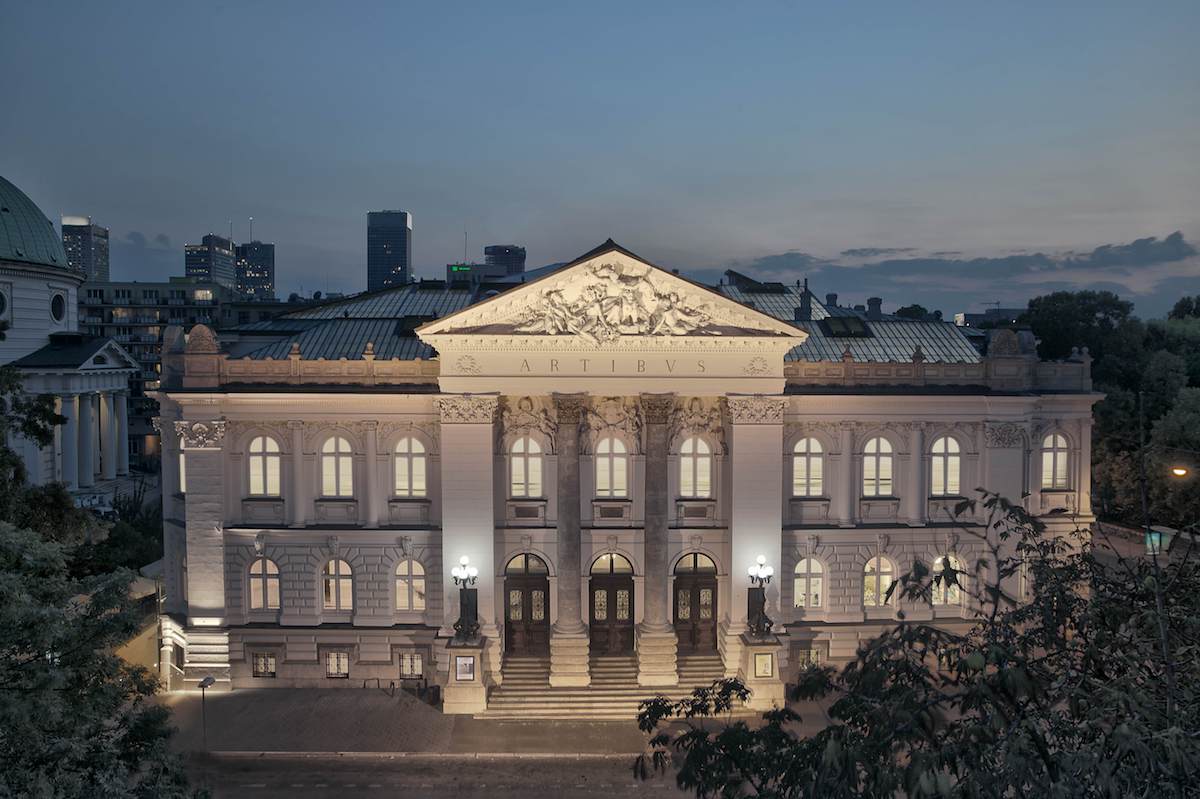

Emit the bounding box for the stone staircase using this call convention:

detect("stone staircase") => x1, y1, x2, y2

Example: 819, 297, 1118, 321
475, 653, 733, 720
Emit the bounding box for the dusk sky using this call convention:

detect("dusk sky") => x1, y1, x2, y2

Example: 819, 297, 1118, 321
2, 1, 1197, 316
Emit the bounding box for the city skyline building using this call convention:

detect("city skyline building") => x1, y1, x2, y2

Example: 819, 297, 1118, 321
367, 210, 412, 291
185, 233, 236, 289
236, 240, 276, 299
61, 215, 110, 281
484, 244, 526, 276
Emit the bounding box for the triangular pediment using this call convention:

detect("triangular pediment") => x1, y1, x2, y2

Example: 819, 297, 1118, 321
418, 240, 806, 347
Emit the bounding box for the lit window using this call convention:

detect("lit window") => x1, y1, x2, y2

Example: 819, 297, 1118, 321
252, 652, 276, 678
793, 558, 824, 609
679, 437, 712, 498
862, 437, 894, 497
863, 556, 895, 607
596, 437, 628, 498
1041, 434, 1069, 489
932, 555, 962, 605
509, 436, 543, 498
178, 452, 187, 494
400, 652, 423, 679
395, 559, 426, 612
325, 651, 350, 678
792, 438, 824, 497
322, 559, 354, 611
248, 436, 281, 496
930, 436, 961, 497
394, 437, 427, 497
248, 556, 280, 610
321, 436, 354, 497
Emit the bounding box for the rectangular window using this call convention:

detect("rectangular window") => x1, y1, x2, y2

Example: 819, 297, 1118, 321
399, 652, 423, 679
527, 456, 542, 496
321, 457, 337, 497
411, 456, 426, 496
680, 462, 694, 497
695, 458, 711, 497
252, 652, 276, 678
325, 651, 350, 679
178, 452, 186, 494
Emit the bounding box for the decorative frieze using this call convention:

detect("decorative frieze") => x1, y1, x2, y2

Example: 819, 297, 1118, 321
725, 396, 786, 425
984, 422, 1025, 449
583, 396, 644, 453
500, 397, 557, 451
436, 395, 498, 424
668, 397, 724, 450
174, 419, 227, 449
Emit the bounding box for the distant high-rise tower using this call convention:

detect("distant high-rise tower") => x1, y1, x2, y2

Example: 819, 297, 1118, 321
484, 244, 526, 276
185, 234, 236, 289
61, 216, 109, 281
367, 211, 412, 291
236, 241, 276, 299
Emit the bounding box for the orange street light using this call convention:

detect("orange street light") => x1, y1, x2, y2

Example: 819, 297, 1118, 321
1170, 466, 1189, 478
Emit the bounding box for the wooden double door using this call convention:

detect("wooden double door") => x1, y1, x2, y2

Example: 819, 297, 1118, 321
674, 575, 718, 652
504, 574, 550, 655
589, 574, 635, 654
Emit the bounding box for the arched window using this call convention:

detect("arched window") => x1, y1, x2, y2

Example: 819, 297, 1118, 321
321, 436, 354, 497
793, 558, 824, 609
596, 437, 628, 498
248, 436, 281, 497
509, 436, 543, 498
930, 436, 961, 497
592, 552, 635, 574
679, 437, 713, 498
862, 437, 894, 497
322, 559, 354, 611
249, 556, 280, 610
673, 552, 718, 574
178, 452, 187, 494
932, 555, 962, 605
863, 556, 895, 607
1041, 433, 1069, 489
394, 559, 426, 611
792, 438, 824, 497
394, 437, 427, 497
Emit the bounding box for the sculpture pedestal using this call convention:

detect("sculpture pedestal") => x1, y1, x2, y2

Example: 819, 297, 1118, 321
442, 638, 489, 715
737, 633, 786, 711
549, 630, 591, 687
636, 625, 679, 687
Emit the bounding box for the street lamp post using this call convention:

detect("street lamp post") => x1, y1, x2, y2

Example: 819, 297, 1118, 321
746, 555, 775, 638
450, 556, 480, 642
198, 675, 215, 751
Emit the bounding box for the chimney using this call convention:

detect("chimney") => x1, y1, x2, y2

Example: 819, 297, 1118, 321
795, 278, 812, 321
867, 297, 882, 320
825, 292, 838, 307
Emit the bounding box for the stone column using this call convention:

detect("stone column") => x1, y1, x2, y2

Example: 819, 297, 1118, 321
638, 393, 678, 686
60, 395, 78, 491
837, 422, 855, 527
77, 393, 95, 489
288, 421, 306, 527
905, 424, 926, 526
100, 392, 117, 480
115, 392, 129, 475
722, 396, 787, 677
364, 420, 379, 528
550, 393, 590, 687
437, 396, 501, 679
1077, 419, 1093, 516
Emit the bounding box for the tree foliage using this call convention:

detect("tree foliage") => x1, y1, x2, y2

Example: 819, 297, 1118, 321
637, 493, 1200, 798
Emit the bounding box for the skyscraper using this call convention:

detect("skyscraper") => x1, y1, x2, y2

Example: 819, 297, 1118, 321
61, 216, 109, 281
484, 244, 526, 276
367, 211, 412, 291
236, 241, 276, 299
184, 234, 236, 289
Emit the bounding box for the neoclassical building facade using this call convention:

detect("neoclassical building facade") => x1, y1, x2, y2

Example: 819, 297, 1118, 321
155, 241, 1098, 713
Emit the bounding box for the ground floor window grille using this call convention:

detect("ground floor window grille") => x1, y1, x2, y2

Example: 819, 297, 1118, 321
400, 652, 423, 679
325, 651, 350, 679
252, 652, 276, 678
795, 648, 823, 668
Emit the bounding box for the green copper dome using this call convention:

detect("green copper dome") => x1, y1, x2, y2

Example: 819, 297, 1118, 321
0, 175, 68, 269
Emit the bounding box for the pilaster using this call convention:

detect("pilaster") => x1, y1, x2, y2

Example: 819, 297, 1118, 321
905, 423, 926, 526
638, 393, 678, 686
288, 421, 306, 527
836, 422, 855, 527
550, 393, 590, 687
175, 419, 230, 635
364, 420, 379, 528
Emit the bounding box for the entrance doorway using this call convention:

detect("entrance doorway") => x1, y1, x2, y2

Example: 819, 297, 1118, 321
589, 553, 635, 654
673, 552, 718, 652
504, 553, 550, 655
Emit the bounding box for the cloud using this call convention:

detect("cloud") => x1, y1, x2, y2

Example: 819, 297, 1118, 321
839, 247, 917, 258
110, 230, 178, 281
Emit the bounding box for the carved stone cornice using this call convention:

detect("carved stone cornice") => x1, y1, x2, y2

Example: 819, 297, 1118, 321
725, 396, 787, 425
174, 419, 227, 449
437, 395, 498, 424
984, 422, 1025, 449
640, 394, 676, 425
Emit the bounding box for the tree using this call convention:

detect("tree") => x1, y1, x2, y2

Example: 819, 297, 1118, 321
0, 523, 200, 798
1168, 295, 1199, 320
1149, 387, 1200, 528
1020, 291, 1144, 387
894, 304, 930, 320
637, 493, 1200, 797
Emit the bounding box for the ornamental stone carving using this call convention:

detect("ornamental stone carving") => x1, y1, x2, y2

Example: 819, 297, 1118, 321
742, 356, 771, 376
984, 422, 1025, 449
437, 395, 498, 424
512, 261, 715, 344
501, 396, 557, 451
185, 324, 220, 354
668, 397, 724, 451
454, 355, 481, 375
174, 420, 227, 449
583, 396, 644, 453
725, 396, 787, 425
640, 394, 676, 425
552, 393, 589, 424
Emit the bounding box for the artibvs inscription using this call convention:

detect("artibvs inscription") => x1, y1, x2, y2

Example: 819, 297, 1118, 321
512, 357, 710, 375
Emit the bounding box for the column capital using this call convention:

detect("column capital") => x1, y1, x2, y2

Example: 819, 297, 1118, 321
725, 395, 787, 425
639, 393, 676, 425
551, 393, 589, 424
174, 419, 227, 450
437, 394, 498, 424
287, 419, 304, 430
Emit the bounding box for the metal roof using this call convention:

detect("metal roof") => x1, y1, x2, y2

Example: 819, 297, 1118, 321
0, 175, 69, 269
239, 319, 435, 360
786, 320, 981, 364
281, 284, 474, 320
